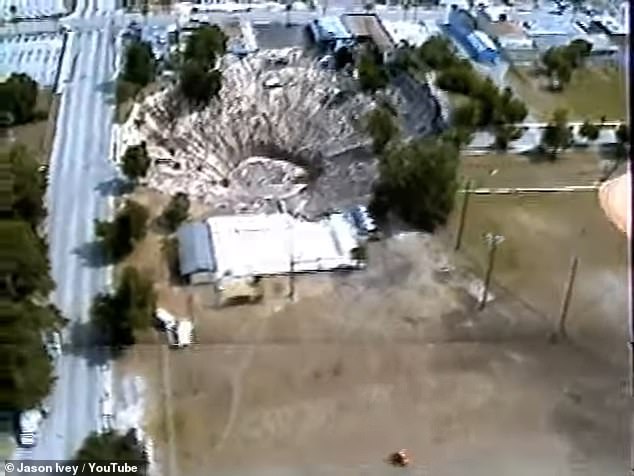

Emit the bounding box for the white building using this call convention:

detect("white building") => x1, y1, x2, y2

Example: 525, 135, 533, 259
178, 213, 364, 285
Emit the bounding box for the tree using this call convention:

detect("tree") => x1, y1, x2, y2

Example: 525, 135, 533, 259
333, 46, 354, 70
91, 267, 156, 351
435, 65, 477, 95
95, 200, 149, 262
178, 61, 222, 107
0, 73, 39, 125
541, 108, 572, 159
615, 123, 630, 159
121, 143, 151, 182
115, 79, 139, 105
364, 106, 400, 154
1, 220, 54, 300
417, 35, 458, 70
160, 192, 190, 232
122, 40, 155, 87
370, 137, 460, 230
2, 144, 46, 229
183, 25, 227, 70
493, 125, 522, 150
579, 120, 600, 142
357, 51, 388, 93
451, 99, 481, 130
75, 430, 148, 472
0, 301, 64, 411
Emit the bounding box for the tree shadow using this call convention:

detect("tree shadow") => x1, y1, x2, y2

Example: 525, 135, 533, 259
94, 177, 133, 197
64, 320, 114, 367
96, 80, 115, 96
73, 241, 107, 268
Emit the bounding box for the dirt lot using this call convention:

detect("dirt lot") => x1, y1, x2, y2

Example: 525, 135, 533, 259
1, 89, 59, 163
117, 154, 629, 476
507, 66, 626, 121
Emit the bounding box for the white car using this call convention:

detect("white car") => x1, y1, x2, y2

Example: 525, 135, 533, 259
18, 409, 44, 448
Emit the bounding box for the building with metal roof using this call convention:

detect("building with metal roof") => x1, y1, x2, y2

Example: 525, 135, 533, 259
448, 7, 499, 63
309, 16, 355, 52
177, 221, 216, 284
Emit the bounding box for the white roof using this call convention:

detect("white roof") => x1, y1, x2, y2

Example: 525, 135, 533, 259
177, 321, 193, 345
382, 20, 432, 47
472, 29, 497, 50
206, 213, 360, 281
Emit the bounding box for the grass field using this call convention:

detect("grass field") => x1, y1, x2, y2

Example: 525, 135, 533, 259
451, 153, 628, 364
507, 66, 627, 121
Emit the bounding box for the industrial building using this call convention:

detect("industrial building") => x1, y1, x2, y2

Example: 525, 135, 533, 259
177, 213, 364, 285
308, 16, 355, 52
447, 7, 499, 63
341, 13, 395, 55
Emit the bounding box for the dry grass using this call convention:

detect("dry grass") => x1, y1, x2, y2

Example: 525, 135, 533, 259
1, 89, 60, 163
507, 66, 627, 121
116, 158, 628, 475
457, 150, 605, 188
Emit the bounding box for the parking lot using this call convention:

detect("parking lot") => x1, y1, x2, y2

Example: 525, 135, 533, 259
0, 33, 65, 87
1, 0, 68, 20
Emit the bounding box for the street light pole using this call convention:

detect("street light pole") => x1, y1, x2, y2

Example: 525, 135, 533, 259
478, 232, 504, 311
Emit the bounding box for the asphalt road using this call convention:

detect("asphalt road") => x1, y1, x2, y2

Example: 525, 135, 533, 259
12, 0, 119, 462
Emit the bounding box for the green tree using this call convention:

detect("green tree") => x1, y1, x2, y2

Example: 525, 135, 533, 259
493, 124, 522, 150
75, 430, 148, 472
333, 46, 354, 70
357, 51, 388, 93
541, 108, 572, 159
95, 200, 149, 262
579, 119, 600, 141
91, 267, 156, 351
2, 144, 46, 229
451, 99, 481, 130
115, 79, 139, 105
0, 301, 64, 411
1, 220, 53, 300
183, 25, 227, 69
364, 106, 400, 154
122, 40, 155, 87
0, 73, 39, 125
178, 61, 223, 107
370, 137, 460, 230
614, 123, 630, 159
435, 65, 477, 95
160, 192, 190, 232
121, 143, 151, 182
417, 35, 458, 70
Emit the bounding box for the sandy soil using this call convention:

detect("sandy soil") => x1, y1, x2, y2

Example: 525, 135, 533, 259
116, 157, 629, 476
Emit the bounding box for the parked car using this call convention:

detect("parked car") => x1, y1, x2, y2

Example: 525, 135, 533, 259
17, 409, 44, 448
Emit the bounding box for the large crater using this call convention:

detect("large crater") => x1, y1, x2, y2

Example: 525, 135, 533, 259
119, 48, 389, 216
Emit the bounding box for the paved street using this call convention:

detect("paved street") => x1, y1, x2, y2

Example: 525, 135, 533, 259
12, 0, 119, 462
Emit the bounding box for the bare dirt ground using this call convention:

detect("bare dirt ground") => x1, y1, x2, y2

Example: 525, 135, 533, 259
115, 153, 630, 476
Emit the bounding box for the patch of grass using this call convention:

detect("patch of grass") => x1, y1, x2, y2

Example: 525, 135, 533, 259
507, 66, 626, 121
0, 89, 59, 163
446, 192, 627, 359
458, 151, 604, 189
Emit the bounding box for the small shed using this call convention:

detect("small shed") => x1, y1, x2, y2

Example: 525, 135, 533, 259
177, 222, 216, 284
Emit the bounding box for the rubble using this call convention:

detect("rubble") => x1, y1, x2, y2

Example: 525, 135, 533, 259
119, 48, 379, 216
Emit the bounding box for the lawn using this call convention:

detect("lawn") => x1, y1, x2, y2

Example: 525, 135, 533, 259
445, 190, 627, 364
1, 89, 59, 163
507, 65, 627, 121
458, 150, 606, 189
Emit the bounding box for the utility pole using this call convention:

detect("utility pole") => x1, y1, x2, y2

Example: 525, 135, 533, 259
287, 222, 295, 301
478, 233, 504, 311
454, 179, 472, 251
556, 255, 579, 339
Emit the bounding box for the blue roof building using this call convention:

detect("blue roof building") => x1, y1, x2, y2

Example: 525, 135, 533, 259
309, 16, 355, 52
177, 222, 216, 284
448, 7, 499, 63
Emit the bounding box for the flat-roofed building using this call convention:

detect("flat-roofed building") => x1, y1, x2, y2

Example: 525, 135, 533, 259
341, 13, 395, 54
